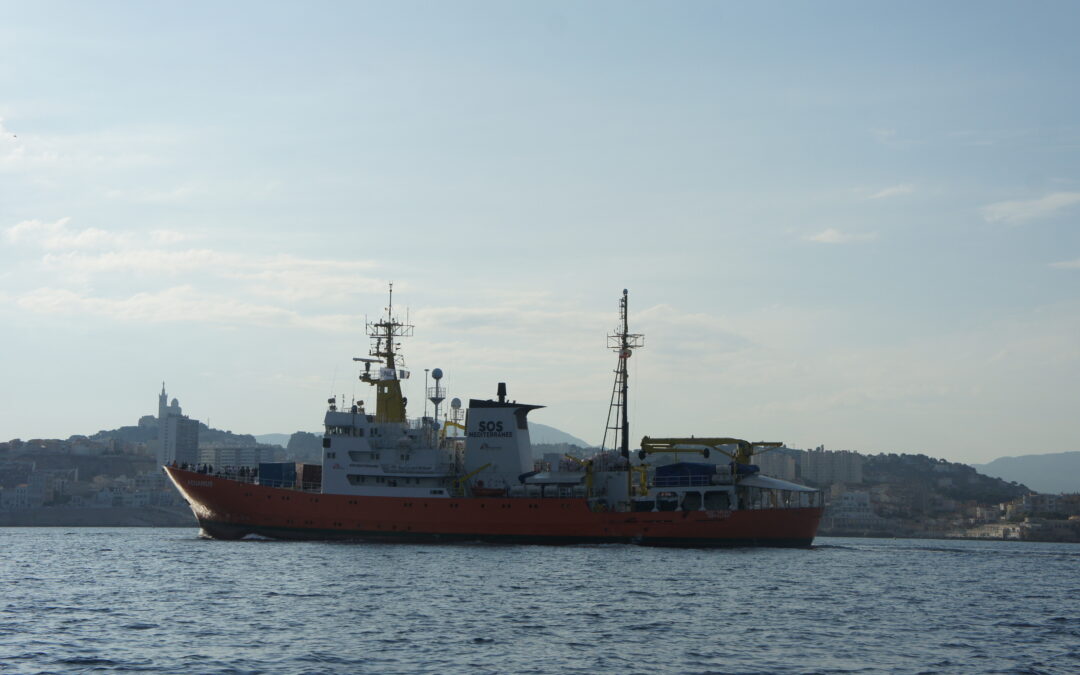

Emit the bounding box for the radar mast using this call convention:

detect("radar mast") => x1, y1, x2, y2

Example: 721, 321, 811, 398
358, 283, 414, 423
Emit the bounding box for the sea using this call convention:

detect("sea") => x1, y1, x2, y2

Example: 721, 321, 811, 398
1, 529, 1077, 675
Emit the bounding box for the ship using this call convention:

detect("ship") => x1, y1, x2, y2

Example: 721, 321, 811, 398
165, 287, 824, 546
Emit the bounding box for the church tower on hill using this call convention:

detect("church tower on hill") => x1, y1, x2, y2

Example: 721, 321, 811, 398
156, 383, 199, 467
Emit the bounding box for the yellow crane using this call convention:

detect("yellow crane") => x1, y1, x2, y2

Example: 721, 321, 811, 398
451, 463, 492, 497
638, 437, 783, 465
563, 454, 595, 497
440, 420, 466, 440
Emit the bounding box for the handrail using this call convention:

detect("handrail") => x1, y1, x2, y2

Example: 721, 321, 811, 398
652, 475, 715, 488
176, 467, 321, 491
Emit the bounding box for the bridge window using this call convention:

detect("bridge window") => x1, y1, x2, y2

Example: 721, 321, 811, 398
704, 491, 731, 510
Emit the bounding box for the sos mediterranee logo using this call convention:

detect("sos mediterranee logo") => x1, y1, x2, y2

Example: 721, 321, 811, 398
470, 421, 513, 438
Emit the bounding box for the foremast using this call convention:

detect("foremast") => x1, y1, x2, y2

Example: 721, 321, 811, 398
358, 283, 414, 423
602, 289, 645, 459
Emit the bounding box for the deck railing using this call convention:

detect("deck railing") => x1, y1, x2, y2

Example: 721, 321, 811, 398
652, 475, 714, 488
177, 466, 321, 492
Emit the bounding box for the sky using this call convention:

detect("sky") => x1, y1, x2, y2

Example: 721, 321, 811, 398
2, 1, 1078, 464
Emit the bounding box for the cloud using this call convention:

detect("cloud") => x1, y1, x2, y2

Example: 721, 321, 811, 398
104, 185, 204, 204
868, 184, 914, 200
149, 229, 198, 245
0, 121, 186, 172
41, 248, 231, 274
1049, 258, 1080, 269
4, 217, 133, 250
12, 285, 359, 331
0, 117, 26, 163
982, 192, 1080, 224
869, 128, 921, 148
3, 215, 390, 330
40, 248, 382, 303
409, 297, 750, 377
231, 257, 383, 303
5, 217, 69, 244
804, 228, 877, 244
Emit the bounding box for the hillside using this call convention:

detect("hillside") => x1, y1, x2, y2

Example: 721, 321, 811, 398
529, 423, 591, 448
84, 419, 267, 450
2, 449, 158, 481
254, 433, 292, 448
285, 432, 323, 463
970, 451, 1080, 494
863, 453, 1030, 506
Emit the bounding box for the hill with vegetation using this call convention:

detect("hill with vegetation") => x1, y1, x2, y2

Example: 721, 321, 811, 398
862, 452, 1030, 507
254, 433, 292, 448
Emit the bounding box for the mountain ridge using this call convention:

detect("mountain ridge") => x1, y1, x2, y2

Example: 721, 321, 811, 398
969, 451, 1080, 494
527, 423, 591, 448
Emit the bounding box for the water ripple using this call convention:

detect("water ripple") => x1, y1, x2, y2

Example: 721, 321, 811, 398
1, 530, 1078, 674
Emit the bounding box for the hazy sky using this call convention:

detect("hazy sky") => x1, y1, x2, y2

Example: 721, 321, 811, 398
2, 1, 1078, 463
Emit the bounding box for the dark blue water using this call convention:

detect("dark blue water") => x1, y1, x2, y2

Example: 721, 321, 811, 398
1, 529, 1077, 675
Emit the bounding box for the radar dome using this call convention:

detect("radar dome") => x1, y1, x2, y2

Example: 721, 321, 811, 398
432, 368, 443, 380
451, 397, 461, 409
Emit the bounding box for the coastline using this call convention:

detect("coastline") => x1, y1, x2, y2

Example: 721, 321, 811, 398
0, 506, 196, 528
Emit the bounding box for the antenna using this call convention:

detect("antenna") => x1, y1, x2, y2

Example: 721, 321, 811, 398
601, 289, 644, 459
365, 281, 414, 370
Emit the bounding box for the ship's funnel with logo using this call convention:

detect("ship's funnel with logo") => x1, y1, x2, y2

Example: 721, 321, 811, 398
464, 383, 543, 488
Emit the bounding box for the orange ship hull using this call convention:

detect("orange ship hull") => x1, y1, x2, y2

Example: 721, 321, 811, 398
166, 467, 823, 547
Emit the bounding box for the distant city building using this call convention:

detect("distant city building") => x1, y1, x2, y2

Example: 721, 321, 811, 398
198, 446, 264, 468
542, 453, 564, 470
157, 384, 199, 466
1004, 492, 1070, 519
800, 446, 863, 485
754, 452, 798, 482
0, 483, 40, 510
0, 461, 36, 489
820, 486, 890, 533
